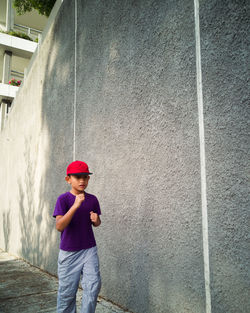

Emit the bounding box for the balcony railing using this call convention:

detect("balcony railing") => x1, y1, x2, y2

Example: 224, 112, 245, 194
13, 23, 42, 40
10, 70, 24, 79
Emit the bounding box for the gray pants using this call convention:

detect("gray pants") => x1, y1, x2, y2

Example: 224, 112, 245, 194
57, 246, 101, 313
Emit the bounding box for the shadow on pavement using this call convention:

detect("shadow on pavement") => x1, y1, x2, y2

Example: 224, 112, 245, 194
0, 250, 130, 313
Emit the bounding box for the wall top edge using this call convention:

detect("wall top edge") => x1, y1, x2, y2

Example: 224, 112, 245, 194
9, 0, 64, 113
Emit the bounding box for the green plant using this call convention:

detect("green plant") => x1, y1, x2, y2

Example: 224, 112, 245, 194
13, 0, 56, 17
0, 29, 34, 41
9, 31, 33, 41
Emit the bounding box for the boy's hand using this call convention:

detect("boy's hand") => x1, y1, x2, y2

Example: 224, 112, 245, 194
90, 211, 101, 227
74, 193, 85, 208
90, 211, 98, 223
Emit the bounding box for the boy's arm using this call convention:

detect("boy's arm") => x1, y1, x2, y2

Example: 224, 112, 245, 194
55, 193, 84, 232
56, 208, 76, 232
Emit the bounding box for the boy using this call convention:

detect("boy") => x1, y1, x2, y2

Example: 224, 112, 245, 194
53, 160, 101, 313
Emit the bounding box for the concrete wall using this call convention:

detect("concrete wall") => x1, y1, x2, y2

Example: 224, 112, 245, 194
200, 1, 249, 312
0, 1, 249, 313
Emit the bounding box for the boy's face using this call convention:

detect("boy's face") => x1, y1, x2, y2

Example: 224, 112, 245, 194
65, 174, 90, 194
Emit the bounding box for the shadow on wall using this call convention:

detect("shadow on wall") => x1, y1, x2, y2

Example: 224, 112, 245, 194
18, 139, 42, 265
3, 211, 11, 251
25, 0, 75, 273
17, 137, 58, 271
10, 0, 76, 274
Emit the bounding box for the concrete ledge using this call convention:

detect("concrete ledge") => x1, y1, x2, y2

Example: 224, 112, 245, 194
0, 83, 19, 101
0, 33, 37, 58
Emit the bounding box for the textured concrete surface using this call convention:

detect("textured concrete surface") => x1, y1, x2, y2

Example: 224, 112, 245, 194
0, 249, 130, 313
75, 1, 204, 313
200, 1, 250, 312
0, 0, 249, 313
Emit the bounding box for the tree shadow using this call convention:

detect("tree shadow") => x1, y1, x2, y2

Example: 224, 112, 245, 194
13, 0, 75, 275
17, 136, 59, 272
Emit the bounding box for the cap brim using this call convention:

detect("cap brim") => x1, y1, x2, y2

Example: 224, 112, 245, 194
68, 172, 93, 175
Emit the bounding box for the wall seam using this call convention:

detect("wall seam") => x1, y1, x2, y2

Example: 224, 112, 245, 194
194, 1, 212, 312
73, 0, 77, 160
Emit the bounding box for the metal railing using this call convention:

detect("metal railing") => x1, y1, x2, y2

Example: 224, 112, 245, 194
10, 70, 24, 79
13, 23, 42, 40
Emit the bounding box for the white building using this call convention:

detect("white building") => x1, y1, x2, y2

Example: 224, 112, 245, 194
0, 0, 47, 130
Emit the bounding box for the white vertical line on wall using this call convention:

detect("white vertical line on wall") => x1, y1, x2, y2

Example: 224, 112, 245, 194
73, 0, 77, 160
194, 1, 212, 312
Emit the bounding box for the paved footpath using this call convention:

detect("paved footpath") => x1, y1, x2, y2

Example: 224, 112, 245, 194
0, 250, 129, 313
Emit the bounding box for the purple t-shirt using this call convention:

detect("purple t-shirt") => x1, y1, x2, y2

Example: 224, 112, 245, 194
53, 191, 101, 251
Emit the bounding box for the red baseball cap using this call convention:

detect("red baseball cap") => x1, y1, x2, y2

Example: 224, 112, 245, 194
66, 160, 93, 176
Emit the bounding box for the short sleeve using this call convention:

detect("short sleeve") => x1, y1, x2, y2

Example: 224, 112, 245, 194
94, 197, 101, 216
53, 195, 68, 218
